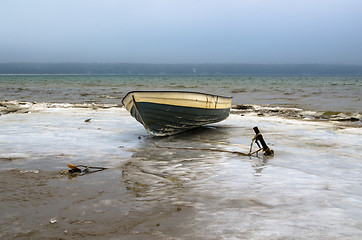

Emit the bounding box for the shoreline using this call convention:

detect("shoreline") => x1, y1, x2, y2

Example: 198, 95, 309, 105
1, 100, 361, 125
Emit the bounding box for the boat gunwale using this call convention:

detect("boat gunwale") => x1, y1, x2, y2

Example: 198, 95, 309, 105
121, 90, 233, 106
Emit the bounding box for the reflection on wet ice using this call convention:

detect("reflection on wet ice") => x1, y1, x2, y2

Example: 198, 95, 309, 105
121, 125, 267, 205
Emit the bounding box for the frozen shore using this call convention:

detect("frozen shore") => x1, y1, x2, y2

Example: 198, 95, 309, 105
0, 107, 361, 239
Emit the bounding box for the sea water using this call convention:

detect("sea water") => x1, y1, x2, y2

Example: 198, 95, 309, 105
0, 75, 361, 239
1, 75, 361, 113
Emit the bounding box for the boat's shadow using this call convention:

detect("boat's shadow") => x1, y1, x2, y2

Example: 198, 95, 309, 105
152, 125, 232, 144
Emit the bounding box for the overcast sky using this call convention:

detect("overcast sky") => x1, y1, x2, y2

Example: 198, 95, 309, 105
1, 0, 362, 64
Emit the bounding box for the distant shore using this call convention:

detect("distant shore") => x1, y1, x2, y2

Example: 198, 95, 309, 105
1, 63, 362, 75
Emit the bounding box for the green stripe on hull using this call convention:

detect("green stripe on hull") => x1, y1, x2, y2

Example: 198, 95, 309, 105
131, 102, 230, 136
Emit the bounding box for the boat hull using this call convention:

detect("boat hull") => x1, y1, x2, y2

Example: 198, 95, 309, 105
122, 91, 232, 136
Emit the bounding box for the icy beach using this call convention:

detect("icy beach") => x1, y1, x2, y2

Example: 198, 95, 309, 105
0, 105, 361, 239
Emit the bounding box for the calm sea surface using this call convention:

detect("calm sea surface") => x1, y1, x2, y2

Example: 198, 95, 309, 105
1, 75, 361, 114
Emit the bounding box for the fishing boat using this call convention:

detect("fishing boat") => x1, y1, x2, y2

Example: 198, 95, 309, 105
122, 91, 232, 136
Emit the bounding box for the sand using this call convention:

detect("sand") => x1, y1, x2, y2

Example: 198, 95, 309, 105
0, 169, 199, 239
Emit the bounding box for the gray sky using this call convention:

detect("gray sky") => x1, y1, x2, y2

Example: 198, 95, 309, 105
1, 0, 362, 64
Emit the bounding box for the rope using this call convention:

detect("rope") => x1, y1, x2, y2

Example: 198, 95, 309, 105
77, 165, 108, 170
131, 96, 263, 157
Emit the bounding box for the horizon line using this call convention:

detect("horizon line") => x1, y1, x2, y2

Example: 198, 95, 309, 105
1, 62, 362, 66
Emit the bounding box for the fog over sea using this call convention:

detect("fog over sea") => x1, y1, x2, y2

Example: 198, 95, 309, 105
0, 74, 361, 239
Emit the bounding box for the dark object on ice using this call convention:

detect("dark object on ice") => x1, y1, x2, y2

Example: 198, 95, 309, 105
85, 118, 92, 123
333, 117, 360, 122
232, 104, 254, 110
65, 163, 108, 176
122, 91, 232, 136
253, 127, 274, 156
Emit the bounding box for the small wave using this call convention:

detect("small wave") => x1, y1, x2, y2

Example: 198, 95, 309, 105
99, 95, 124, 99
0, 100, 122, 114
168, 85, 198, 89
231, 88, 246, 93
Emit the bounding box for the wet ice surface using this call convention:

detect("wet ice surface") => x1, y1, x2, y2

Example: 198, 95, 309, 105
0, 108, 139, 170
0, 108, 362, 239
